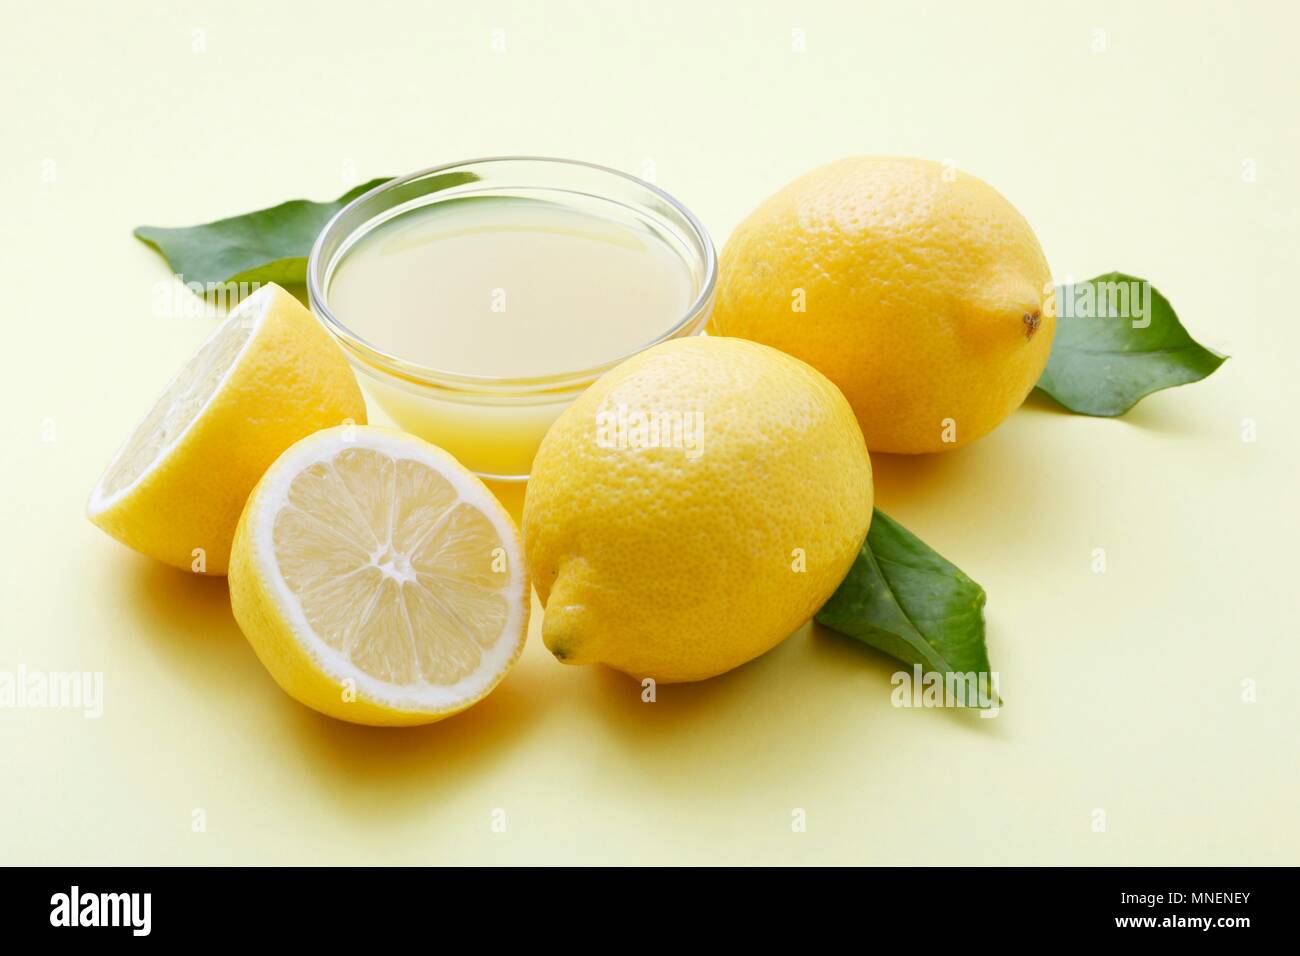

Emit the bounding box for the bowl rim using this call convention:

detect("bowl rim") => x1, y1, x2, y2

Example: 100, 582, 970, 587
306, 155, 718, 397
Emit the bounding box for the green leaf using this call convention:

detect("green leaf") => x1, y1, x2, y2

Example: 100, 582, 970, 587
1035, 272, 1226, 416
133, 176, 478, 290
816, 509, 997, 708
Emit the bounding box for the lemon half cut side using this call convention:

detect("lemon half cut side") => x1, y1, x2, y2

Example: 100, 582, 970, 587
229, 426, 530, 726
87, 282, 367, 573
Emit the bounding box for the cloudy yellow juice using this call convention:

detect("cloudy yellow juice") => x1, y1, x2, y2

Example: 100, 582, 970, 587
324, 194, 700, 477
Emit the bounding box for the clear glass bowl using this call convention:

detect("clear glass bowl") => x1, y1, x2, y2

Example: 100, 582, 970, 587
307, 157, 716, 480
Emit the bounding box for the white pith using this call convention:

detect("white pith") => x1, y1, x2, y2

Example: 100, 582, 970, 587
251, 428, 528, 712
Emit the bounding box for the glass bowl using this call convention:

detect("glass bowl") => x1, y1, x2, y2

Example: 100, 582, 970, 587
307, 157, 716, 480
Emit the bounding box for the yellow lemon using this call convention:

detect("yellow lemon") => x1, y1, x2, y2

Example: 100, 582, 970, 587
88, 283, 366, 574
228, 426, 529, 726
708, 156, 1054, 453
523, 336, 872, 683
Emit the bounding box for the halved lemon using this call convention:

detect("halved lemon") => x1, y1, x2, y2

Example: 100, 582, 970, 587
87, 283, 366, 574
228, 426, 529, 725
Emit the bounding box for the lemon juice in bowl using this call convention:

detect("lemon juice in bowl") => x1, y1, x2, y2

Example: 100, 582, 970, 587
308, 158, 716, 480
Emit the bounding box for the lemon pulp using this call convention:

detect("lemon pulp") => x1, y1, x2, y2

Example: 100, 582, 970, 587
94, 301, 256, 504
273, 446, 511, 685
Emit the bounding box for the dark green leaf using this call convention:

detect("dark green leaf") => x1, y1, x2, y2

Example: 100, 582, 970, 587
816, 509, 997, 708
132, 178, 398, 288
1036, 272, 1226, 416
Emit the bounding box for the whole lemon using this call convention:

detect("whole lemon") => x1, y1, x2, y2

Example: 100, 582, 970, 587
708, 157, 1054, 453
523, 336, 872, 683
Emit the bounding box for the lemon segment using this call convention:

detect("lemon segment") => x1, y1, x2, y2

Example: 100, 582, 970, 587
229, 426, 529, 725
87, 283, 367, 573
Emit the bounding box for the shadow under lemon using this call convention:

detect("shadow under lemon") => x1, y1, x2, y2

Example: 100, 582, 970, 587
870, 388, 1214, 554
1022, 385, 1209, 439
866, 406, 1073, 547
868, 447, 976, 515
572, 624, 869, 791
281, 655, 547, 814
482, 477, 526, 524
124, 546, 546, 817
124, 556, 251, 675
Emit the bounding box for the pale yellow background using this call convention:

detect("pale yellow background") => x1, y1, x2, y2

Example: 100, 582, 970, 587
2, 0, 1297, 865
